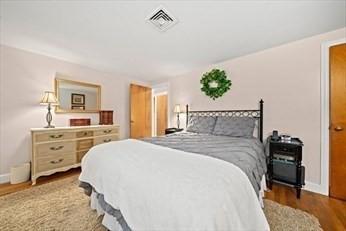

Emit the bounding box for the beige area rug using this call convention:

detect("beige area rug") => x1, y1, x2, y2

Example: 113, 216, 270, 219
0, 175, 322, 231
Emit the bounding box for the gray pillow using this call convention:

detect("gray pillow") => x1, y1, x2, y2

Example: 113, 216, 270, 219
186, 116, 216, 134
212, 117, 255, 138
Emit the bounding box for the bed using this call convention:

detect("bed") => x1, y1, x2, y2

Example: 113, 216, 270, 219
79, 100, 269, 231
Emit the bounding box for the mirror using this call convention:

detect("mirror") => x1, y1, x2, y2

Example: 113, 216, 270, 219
55, 76, 101, 113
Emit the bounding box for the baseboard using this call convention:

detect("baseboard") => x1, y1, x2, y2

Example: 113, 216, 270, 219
0, 173, 10, 184
304, 181, 328, 196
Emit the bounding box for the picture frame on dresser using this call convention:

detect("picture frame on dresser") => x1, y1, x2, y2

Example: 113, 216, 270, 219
30, 125, 120, 185
71, 93, 85, 105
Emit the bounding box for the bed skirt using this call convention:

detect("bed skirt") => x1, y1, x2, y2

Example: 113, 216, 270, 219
80, 174, 267, 231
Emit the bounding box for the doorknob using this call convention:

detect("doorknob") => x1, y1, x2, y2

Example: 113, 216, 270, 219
334, 126, 344, 131
130, 120, 134, 123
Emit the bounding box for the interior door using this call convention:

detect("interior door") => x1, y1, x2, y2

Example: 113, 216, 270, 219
330, 43, 346, 200
156, 94, 168, 136
130, 84, 152, 138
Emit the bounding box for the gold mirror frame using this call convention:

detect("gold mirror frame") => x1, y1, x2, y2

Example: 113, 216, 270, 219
55, 76, 101, 113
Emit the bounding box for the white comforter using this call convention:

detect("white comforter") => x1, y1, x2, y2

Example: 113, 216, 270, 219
79, 139, 269, 231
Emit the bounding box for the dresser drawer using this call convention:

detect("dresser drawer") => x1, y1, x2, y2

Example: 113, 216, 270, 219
35, 132, 75, 143
76, 131, 94, 138
94, 135, 119, 146
94, 127, 119, 137
36, 153, 76, 173
77, 139, 93, 151
35, 141, 76, 157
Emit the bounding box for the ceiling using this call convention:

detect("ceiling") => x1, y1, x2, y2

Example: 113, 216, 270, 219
1, 1, 345, 81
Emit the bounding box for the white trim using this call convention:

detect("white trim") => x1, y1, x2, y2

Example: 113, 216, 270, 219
304, 181, 327, 195
152, 94, 157, 136
0, 173, 10, 184
153, 91, 168, 97
152, 82, 170, 135
320, 38, 346, 196
152, 91, 169, 136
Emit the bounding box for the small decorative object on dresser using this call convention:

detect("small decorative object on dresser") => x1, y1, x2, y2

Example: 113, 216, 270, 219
71, 93, 86, 110
40, 91, 59, 128
71, 93, 85, 105
173, 104, 181, 128
267, 134, 305, 198
165, 128, 184, 135
69, 118, 91, 126
31, 125, 119, 185
99, 110, 114, 125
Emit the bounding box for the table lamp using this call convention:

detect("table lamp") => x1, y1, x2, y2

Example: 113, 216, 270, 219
40, 91, 59, 128
174, 104, 181, 129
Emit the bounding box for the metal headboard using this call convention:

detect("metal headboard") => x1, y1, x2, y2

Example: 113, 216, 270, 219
186, 99, 264, 142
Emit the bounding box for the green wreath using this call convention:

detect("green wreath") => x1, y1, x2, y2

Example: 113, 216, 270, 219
200, 69, 232, 100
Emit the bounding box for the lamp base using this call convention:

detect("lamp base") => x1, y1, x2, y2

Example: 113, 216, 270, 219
44, 103, 55, 128
44, 125, 55, 128
177, 113, 180, 129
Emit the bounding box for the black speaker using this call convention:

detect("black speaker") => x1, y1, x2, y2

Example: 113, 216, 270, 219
273, 161, 305, 185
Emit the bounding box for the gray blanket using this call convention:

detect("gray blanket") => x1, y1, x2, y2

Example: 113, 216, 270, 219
142, 132, 267, 195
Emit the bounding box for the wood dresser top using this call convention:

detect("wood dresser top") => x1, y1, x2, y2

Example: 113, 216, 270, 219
31, 124, 119, 132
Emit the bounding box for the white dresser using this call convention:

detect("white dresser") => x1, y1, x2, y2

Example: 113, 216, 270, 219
31, 125, 120, 185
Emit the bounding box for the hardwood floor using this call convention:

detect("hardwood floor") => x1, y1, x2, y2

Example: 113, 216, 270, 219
0, 168, 81, 196
0, 169, 345, 230
265, 183, 346, 231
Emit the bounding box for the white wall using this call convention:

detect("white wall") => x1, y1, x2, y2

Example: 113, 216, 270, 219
0, 45, 147, 179
157, 28, 346, 187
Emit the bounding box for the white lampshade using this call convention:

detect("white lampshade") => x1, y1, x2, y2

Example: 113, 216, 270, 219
174, 104, 181, 113
40, 91, 59, 105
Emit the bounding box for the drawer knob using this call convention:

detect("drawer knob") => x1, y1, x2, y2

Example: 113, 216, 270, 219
103, 130, 112, 134
50, 158, 64, 164
50, 145, 64, 151
50, 134, 63, 139
103, 139, 112, 143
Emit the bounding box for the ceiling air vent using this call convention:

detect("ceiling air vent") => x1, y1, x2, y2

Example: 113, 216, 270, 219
147, 6, 178, 32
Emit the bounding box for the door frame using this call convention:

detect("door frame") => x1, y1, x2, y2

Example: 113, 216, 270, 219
320, 38, 346, 196
153, 92, 168, 136
152, 82, 170, 136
